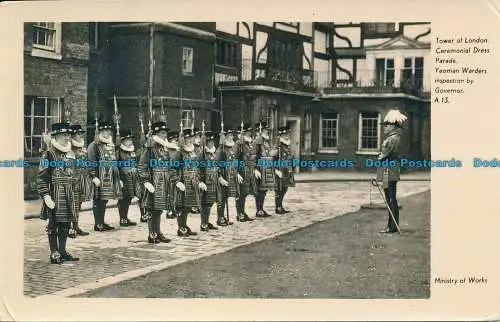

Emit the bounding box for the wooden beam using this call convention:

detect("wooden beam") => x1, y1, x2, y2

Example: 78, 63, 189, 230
254, 23, 312, 43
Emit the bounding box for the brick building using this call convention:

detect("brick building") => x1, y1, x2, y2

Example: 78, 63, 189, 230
24, 22, 90, 199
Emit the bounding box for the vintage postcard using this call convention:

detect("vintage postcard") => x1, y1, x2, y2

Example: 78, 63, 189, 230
0, 0, 499, 320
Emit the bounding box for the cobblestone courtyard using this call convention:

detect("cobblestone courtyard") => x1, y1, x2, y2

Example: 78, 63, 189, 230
24, 181, 430, 298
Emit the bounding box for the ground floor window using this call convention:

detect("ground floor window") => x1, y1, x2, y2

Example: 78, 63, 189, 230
318, 112, 339, 152
358, 112, 380, 152
24, 96, 62, 157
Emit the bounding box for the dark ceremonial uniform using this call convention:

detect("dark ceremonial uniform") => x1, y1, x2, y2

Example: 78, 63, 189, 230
69, 124, 91, 236
137, 122, 174, 243
37, 122, 80, 264
234, 123, 256, 222
254, 122, 275, 217
165, 135, 181, 219
173, 128, 201, 237
191, 127, 202, 214
376, 128, 401, 233
87, 121, 122, 231
216, 129, 238, 226
198, 131, 219, 231
116, 129, 139, 227
275, 126, 295, 214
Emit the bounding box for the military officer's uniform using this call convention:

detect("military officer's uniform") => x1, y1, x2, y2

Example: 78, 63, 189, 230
274, 125, 295, 214
198, 130, 219, 231
254, 122, 275, 217
377, 112, 404, 234
215, 129, 238, 226
234, 123, 256, 222
38, 122, 80, 264
87, 121, 123, 231
69, 124, 91, 236
116, 128, 139, 227
137, 122, 173, 243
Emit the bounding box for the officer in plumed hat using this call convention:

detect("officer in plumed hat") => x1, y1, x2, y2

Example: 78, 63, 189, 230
37, 122, 80, 264
116, 128, 140, 227
137, 121, 173, 243
69, 124, 91, 237
377, 109, 407, 234
87, 120, 123, 232
274, 125, 295, 214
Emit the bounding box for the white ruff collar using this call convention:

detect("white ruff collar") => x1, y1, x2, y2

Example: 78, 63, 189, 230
152, 135, 168, 147
120, 144, 135, 152
205, 146, 216, 154
224, 140, 234, 147
183, 144, 195, 152
243, 136, 252, 143
51, 139, 72, 153
71, 138, 84, 148
99, 133, 113, 145
280, 138, 291, 146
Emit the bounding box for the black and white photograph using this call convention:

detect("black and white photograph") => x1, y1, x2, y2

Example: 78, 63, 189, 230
22, 21, 431, 299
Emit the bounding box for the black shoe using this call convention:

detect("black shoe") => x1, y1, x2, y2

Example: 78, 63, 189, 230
379, 228, 396, 234
103, 223, 115, 230
275, 208, 285, 215
94, 224, 106, 232
60, 252, 80, 262
217, 219, 228, 227
177, 228, 190, 237
157, 233, 171, 243
166, 211, 176, 219
200, 224, 210, 232
256, 210, 270, 218
148, 234, 160, 244
283, 209, 291, 213
207, 223, 218, 230
120, 218, 137, 227
185, 226, 197, 236
76, 228, 89, 236
140, 216, 148, 223
50, 252, 62, 264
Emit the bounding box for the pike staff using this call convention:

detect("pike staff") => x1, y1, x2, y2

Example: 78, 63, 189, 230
113, 94, 121, 146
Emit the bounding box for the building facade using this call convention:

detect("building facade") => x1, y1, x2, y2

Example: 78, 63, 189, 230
24, 22, 90, 199
23, 21, 431, 199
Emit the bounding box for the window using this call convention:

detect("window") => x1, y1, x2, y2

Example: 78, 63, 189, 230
375, 58, 395, 86
216, 39, 238, 68
31, 22, 62, 59
24, 96, 63, 157
363, 23, 396, 35
401, 57, 424, 88
357, 112, 380, 153
182, 47, 194, 74
181, 109, 195, 129
319, 112, 339, 152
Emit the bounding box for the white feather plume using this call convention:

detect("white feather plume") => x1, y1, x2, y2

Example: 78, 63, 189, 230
384, 109, 407, 125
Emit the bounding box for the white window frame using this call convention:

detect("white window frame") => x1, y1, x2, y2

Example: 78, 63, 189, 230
182, 47, 194, 75
181, 109, 195, 129
24, 96, 62, 157
375, 58, 395, 86
31, 22, 62, 60
356, 112, 381, 155
318, 112, 339, 154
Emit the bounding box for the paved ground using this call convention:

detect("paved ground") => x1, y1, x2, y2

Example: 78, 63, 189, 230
24, 180, 430, 298
82, 190, 430, 299
23, 170, 430, 218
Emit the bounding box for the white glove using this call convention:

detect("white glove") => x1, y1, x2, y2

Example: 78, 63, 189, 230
144, 182, 155, 193
199, 182, 207, 191
43, 195, 55, 209
254, 169, 261, 179
275, 169, 283, 178
176, 182, 186, 191
131, 196, 139, 202
92, 177, 101, 187
219, 177, 228, 186
119, 180, 124, 188
237, 174, 243, 184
